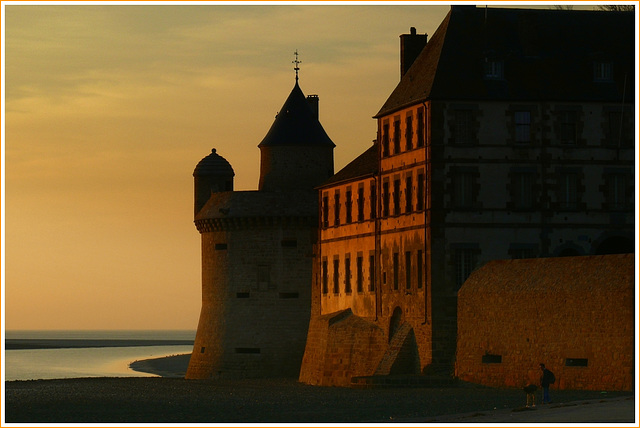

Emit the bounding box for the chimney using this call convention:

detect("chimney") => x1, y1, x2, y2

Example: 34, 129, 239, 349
306, 95, 319, 120
400, 27, 428, 78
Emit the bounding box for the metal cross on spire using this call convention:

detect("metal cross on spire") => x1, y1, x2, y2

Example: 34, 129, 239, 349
292, 50, 302, 82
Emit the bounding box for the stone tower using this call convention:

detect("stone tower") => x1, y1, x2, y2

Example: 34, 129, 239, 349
193, 148, 235, 216
186, 76, 335, 379
258, 82, 335, 191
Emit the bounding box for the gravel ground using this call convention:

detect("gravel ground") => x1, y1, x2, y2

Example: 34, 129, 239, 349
4, 377, 632, 423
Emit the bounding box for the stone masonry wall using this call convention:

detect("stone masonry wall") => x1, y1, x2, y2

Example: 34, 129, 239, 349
455, 255, 635, 391
187, 221, 313, 379
299, 309, 387, 387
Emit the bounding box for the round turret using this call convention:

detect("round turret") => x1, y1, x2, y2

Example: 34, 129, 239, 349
193, 148, 234, 216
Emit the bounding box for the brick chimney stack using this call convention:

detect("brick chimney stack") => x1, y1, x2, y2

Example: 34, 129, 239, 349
400, 27, 428, 78
306, 95, 319, 120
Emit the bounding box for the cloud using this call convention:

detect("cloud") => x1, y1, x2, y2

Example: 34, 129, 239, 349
4, 3, 451, 329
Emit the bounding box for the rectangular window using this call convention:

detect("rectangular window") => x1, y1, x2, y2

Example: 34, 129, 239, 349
393, 252, 399, 290
515, 111, 531, 143
393, 179, 401, 215
382, 123, 390, 157
357, 187, 365, 222
235, 348, 260, 354
322, 195, 329, 228
558, 173, 578, 210
482, 354, 502, 364
511, 248, 536, 259
417, 250, 423, 289
484, 60, 504, 79
405, 251, 412, 289
405, 114, 413, 150
333, 259, 340, 294
215, 243, 228, 250
281, 239, 297, 248
566, 358, 588, 367
393, 118, 401, 154
417, 173, 425, 211
383, 181, 390, 217
455, 249, 477, 289
606, 174, 627, 210
344, 257, 351, 294
512, 173, 534, 210
369, 254, 375, 292
356, 255, 363, 292
279, 292, 299, 299
559, 110, 577, 145
454, 172, 474, 209
594, 62, 612, 82
405, 176, 413, 213
370, 182, 377, 220
454, 110, 473, 145
345, 190, 352, 224
334, 192, 341, 226
257, 265, 270, 291
322, 260, 328, 294
417, 107, 425, 147
607, 111, 623, 147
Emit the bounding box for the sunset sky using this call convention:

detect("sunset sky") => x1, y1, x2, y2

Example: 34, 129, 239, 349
2, 2, 599, 331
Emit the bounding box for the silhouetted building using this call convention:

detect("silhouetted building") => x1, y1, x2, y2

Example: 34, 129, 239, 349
299, 6, 635, 386
187, 78, 335, 379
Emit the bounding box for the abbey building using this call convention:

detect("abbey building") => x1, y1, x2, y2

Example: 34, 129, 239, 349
187, 6, 635, 390
299, 6, 634, 388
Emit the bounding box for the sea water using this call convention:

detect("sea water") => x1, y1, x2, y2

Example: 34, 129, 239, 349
3, 330, 195, 381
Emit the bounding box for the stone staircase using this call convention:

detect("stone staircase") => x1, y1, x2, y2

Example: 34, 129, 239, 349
374, 322, 418, 376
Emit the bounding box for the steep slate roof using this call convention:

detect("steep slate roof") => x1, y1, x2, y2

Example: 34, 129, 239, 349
259, 82, 336, 148
376, 6, 635, 117
460, 254, 634, 295
319, 143, 378, 188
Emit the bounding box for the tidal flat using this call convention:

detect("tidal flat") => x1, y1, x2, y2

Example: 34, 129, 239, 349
5, 374, 632, 423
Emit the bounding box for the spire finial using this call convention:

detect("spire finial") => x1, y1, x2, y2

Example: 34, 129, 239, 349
292, 50, 301, 82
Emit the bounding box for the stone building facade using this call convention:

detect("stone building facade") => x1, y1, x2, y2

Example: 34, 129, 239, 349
456, 254, 635, 391
186, 79, 335, 379
299, 6, 634, 387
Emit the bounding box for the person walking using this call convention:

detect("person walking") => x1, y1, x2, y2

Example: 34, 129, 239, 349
539, 363, 555, 404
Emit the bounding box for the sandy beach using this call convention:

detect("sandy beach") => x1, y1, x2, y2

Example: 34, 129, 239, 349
5, 353, 634, 424
129, 353, 191, 378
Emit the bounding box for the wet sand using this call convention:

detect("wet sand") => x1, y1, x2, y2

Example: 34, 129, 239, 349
5, 351, 634, 423
5, 373, 633, 423
129, 353, 191, 378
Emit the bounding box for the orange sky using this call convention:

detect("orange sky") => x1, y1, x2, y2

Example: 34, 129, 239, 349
3, 3, 600, 331
2, 3, 455, 330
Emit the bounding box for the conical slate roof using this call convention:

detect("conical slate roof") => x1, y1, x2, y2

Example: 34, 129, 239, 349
258, 82, 335, 148
193, 148, 235, 177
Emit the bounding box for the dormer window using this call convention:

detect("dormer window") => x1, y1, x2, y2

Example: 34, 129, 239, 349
484, 59, 504, 80
594, 61, 613, 82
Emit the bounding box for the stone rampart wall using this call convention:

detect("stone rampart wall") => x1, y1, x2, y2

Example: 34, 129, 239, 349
455, 256, 635, 391
299, 310, 387, 386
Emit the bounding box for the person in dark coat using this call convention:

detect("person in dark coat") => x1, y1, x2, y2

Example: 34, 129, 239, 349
539, 363, 555, 404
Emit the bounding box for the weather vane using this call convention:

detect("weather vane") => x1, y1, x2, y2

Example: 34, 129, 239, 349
293, 50, 302, 82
